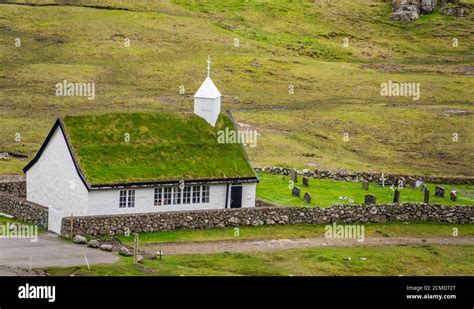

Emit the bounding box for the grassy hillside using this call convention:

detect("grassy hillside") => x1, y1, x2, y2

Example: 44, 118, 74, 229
0, 0, 473, 176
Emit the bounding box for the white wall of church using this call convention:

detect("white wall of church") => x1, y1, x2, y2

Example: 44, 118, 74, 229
86, 182, 256, 216
194, 97, 221, 127
26, 126, 89, 228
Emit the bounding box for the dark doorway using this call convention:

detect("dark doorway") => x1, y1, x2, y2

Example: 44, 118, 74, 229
230, 185, 243, 208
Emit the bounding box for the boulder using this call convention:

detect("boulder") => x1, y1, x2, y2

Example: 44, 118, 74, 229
392, 4, 419, 21
100, 244, 113, 252
440, 5, 466, 17
72, 235, 87, 244
137, 255, 144, 263
420, 0, 437, 13
119, 246, 132, 257
87, 239, 100, 248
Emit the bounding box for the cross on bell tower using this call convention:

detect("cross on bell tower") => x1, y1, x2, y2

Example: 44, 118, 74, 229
207, 55, 211, 77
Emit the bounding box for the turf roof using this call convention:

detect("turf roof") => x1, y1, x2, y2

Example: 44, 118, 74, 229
61, 112, 256, 186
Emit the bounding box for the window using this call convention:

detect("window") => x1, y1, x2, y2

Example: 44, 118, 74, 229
201, 185, 210, 203
154, 188, 162, 206
192, 186, 201, 203
119, 190, 127, 208
120, 190, 135, 208
173, 186, 182, 204
183, 186, 191, 204
163, 187, 172, 205
127, 190, 135, 208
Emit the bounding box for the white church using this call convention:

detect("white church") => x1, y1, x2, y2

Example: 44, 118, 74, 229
23, 57, 258, 234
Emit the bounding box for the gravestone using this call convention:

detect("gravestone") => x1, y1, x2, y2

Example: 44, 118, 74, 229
423, 189, 430, 204
290, 169, 298, 183
302, 177, 309, 187
364, 195, 376, 205
362, 180, 369, 190
303, 192, 311, 203
450, 190, 457, 202
415, 180, 423, 189
435, 186, 445, 198
393, 189, 400, 203
292, 186, 301, 197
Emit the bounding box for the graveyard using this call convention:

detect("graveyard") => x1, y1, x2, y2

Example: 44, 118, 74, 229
256, 173, 474, 207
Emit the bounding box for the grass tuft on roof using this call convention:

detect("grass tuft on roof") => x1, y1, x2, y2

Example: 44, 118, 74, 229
62, 112, 256, 185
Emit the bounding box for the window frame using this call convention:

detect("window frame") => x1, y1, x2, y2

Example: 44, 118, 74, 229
173, 186, 182, 205
201, 185, 210, 203
192, 185, 201, 203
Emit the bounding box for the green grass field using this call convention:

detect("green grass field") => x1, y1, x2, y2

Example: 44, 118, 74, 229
46, 244, 474, 276
117, 222, 474, 245
0, 0, 473, 176
256, 173, 474, 207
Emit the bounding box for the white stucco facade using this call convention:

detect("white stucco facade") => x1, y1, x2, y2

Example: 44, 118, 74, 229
87, 183, 256, 216
25, 125, 89, 233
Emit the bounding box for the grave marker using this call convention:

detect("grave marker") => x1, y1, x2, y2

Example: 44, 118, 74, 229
364, 195, 376, 205
450, 190, 457, 202
292, 186, 301, 197
290, 169, 298, 183
362, 180, 369, 190
435, 186, 445, 198
302, 177, 309, 187
393, 189, 400, 203
303, 192, 311, 203
415, 180, 423, 189
424, 189, 430, 204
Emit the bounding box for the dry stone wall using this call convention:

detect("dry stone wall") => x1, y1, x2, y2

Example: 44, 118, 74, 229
0, 193, 48, 227
61, 203, 473, 237
255, 167, 474, 185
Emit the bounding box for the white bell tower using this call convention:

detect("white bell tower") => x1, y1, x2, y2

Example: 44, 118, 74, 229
194, 56, 222, 127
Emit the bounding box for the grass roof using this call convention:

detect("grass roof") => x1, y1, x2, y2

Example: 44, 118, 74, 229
61, 112, 256, 186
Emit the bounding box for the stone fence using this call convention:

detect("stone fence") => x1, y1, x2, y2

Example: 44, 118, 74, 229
61, 203, 473, 237
0, 181, 26, 197
256, 167, 474, 185
0, 193, 48, 227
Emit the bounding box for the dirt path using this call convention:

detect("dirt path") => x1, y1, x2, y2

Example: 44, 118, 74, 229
142, 237, 474, 255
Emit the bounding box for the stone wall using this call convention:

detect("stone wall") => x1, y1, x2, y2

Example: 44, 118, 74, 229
61, 203, 473, 237
0, 181, 26, 197
255, 167, 474, 185
0, 193, 48, 227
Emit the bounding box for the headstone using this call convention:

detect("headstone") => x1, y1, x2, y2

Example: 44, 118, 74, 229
450, 190, 457, 202
302, 177, 309, 187
435, 186, 445, 198
362, 180, 369, 190
393, 189, 400, 203
423, 189, 429, 204
290, 169, 298, 183
303, 192, 311, 203
292, 186, 300, 197
415, 180, 423, 189
364, 195, 376, 205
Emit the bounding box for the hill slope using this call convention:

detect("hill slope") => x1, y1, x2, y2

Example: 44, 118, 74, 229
0, 0, 473, 176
